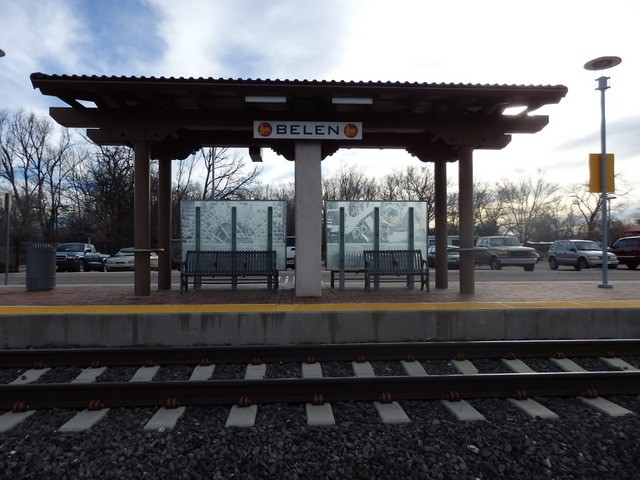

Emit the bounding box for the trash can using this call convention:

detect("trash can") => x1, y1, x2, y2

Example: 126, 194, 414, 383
26, 243, 56, 291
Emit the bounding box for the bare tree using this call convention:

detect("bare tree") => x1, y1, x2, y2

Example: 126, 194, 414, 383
565, 182, 603, 238
200, 147, 263, 200
170, 148, 264, 240
497, 171, 562, 242
473, 181, 503, 237
0, 110, 77, 256
255, 181, 295, 235
64, 145, 136, 253
384, 166, 437, 226
322, 164, 378, 201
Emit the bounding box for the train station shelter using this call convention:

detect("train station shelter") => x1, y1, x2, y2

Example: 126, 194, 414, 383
30, 74, 567, 297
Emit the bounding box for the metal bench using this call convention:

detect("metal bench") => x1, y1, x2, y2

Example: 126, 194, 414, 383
180, 250, 279, 292
363, 249, 429, 291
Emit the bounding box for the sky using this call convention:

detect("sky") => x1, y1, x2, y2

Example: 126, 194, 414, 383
1, 0, 639, 216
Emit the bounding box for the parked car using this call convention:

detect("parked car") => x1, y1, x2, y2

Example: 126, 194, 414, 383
608, 236, 640, 270
427, 245, 460, 269
286, 236, 295, 269
104, 248, 159, 272
548, 239, 618, 270
56, 242, 107, 272
474, 235, 538, 271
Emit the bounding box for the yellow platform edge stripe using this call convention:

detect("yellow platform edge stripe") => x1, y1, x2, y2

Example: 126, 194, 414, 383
2, 300, 640, 315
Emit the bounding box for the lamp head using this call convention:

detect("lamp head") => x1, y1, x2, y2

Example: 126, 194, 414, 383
584, 56, 621, 71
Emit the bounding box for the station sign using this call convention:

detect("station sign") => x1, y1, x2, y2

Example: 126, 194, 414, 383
253, 121, 362, 140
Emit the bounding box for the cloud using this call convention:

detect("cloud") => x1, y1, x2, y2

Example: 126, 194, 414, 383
147, 0, 350, 79
1, 0, 639, 204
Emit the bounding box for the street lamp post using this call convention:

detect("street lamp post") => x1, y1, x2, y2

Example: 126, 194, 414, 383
0, 48, 6, 285
584, 56, 621, 289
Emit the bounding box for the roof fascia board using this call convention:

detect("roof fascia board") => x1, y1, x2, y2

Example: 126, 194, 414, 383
50, 107, 549, 135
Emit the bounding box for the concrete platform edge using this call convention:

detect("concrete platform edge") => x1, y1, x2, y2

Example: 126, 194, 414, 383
2, 307, 640, 347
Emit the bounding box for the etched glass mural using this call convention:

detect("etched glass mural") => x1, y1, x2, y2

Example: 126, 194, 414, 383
325, 201, 427, 270
181, 200, 287, 270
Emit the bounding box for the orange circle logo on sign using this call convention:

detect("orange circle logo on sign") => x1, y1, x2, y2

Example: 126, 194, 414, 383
257, 122, 273, 137
344, 123, 358, 138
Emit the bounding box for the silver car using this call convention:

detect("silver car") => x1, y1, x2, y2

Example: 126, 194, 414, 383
548, 239, 618, 271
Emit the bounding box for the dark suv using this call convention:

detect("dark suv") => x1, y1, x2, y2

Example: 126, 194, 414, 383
548, 239, 618, 270
609, 236, 640, 270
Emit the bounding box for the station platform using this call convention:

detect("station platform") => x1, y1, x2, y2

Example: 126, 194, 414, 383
1, 280, 640, 348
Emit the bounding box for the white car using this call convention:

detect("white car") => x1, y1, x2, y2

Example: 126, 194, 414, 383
104, 248, 159, 271
286, 236, 295, 269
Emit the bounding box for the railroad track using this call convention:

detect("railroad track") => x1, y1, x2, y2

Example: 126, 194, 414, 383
1, 340, 640, 432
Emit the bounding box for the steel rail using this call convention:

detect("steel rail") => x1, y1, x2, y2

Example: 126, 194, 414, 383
2, 371, 640, 410
1, 339, 639, 368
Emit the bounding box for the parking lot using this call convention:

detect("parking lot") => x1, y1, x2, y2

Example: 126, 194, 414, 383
2, 262, 640, 287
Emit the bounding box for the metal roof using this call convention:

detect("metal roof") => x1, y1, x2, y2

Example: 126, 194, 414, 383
30, 73, 568, 161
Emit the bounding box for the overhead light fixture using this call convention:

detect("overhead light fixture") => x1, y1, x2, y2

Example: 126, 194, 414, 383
245, 95, 287, 103
502, 106, 528, 116
332, 97, 373, 105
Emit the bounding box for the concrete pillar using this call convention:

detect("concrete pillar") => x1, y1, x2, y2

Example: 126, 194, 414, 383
157, 156, 172, 290
458, 145, 475, 294
434, 159, 449, 289
134, 142, 151, 296
294, 141, 322, 297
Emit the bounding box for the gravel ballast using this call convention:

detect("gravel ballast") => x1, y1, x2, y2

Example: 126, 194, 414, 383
2, 360, 640, 479
2, 395, 640, 479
